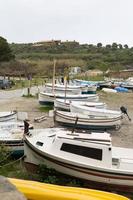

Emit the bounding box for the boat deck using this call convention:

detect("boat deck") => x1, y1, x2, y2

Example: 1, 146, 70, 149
112, 146, 133, 170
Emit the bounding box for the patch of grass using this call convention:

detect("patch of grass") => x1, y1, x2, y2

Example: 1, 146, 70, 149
22, 94, 35, 98
8, 77, 45, 90
75, 74, 104, 81
37, 164, 84, 187
0, 159, 40, 180
0, 160, 131, 199
39, 105, 54, 112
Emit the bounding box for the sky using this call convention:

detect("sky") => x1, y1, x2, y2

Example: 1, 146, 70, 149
1, 0, 133, 46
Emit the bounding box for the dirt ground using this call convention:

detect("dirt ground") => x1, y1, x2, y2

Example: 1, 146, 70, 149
0, 91, 133, 148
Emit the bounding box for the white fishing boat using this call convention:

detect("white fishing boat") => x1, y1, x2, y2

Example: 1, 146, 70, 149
54, 99, 106, 111
98, 81, 112, 89
54, 110, 122, 130
39, 92, 99, 105
0, 121, 33, 157
73, 79, 97, 94
24, 127, 133, 192
0, 128, 24, 157
45, 82, 95, 94
44, 83, 82, 95
0, 121, 33, 130
0, 111, 28, 122
0, 111, 17, 122
70, 101, 122, 118
86, 85, 97, 94
54, 99, 70, 111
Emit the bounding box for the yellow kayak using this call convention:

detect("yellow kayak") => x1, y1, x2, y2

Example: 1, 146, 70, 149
9, 178, 129, 200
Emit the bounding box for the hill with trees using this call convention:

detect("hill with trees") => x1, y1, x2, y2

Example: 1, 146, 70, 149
10, 41, 133, 72
1, 37, 133, 78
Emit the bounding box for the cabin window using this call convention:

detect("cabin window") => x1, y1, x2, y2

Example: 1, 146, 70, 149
36, 141, 43, 146
60, 143, 102, 160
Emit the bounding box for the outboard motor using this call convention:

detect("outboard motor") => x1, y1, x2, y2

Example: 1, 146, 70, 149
120, 106, 131, 121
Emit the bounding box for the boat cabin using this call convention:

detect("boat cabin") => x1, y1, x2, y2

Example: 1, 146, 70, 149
34, 130, 113, 168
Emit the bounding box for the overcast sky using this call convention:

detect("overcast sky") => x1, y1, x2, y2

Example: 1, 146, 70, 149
1, 0, 133, 46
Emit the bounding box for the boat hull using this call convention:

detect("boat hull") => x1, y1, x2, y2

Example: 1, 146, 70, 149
54, 99, 70, 111
54, 111, 122, 130
82, 85, 97, 94
24, 139, 133, 193
45, 85, 81, 95
0, 111, 17, 122
70, 103, 122, 118
0, 140, 24, 158
10, 178, 129, 200
39, 92, 99, 105
121, 84, 133, 90
54, 100, 106, 111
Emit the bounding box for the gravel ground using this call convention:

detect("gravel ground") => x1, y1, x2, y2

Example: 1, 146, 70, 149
99, 91, 133, 148
0, 96, 54, 129
0, 90, 133, 148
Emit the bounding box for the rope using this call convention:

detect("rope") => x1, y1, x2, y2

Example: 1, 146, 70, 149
0, 155, 25, 168
0, 151, 13, 165
0, 138, 24, 165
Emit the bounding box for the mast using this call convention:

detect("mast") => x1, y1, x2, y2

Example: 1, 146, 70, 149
52, 59, 56, 95
64, 66, 69, 102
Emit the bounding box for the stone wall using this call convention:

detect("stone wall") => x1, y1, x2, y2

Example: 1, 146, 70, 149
0, 176, 27, 200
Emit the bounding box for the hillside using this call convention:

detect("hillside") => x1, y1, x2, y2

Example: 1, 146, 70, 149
4, 40, 133, 78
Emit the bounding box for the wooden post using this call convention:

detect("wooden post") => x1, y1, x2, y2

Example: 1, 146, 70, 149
64, 76, 67, 102
52, 59, 56, 95
27, 74, 31, 96
27, 80, 31, 96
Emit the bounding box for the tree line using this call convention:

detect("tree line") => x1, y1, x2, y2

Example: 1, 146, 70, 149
0, 36, 133, 78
